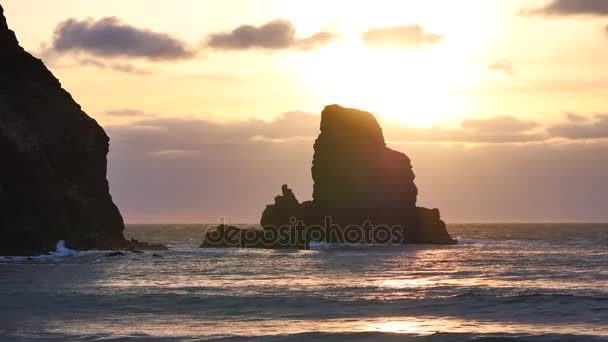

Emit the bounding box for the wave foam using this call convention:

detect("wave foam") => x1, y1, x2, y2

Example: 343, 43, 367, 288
0, 240, 100, 262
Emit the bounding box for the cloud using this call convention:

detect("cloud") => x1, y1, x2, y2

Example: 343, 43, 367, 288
362, 25, 443, 48
548, 114, 608, 139
296, 31, 339, 50
104, 111, 608, 223
402, 141, 608, 223
106, 112, 319, 222
103, 109, 152, 117
385, 127, 546, 144
39, 50, 154, 74
383, 115, 544, 144
565, 112, 589, 122
108, 63, 152, 74
488, 60, 516, 75
49, 17, 196, 60
206, 19, 338, 51
521, 0, 608, 16
111, 112, 546, 146
107, 111, 320, 158
76, 58, 152, 74
461, 116, 540, 133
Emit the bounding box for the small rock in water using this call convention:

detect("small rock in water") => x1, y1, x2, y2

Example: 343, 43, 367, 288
128, 238, 168, 251
152, 253, 163, 258
126, 247, 144, 254
106, 251, 126, 257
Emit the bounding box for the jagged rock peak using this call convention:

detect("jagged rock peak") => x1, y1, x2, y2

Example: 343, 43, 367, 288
260, 184, 303, 226
0, 5, 8, 30
0, 5, 20, 49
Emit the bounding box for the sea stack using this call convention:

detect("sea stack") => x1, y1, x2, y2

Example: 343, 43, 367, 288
0, 5, 162, 255
261, 105, 456, 245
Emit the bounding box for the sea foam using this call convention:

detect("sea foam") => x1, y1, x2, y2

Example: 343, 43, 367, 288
0, 240, 97, 262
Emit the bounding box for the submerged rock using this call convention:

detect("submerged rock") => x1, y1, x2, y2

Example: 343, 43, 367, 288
200, 224, 308, 249
126, 239, 167, 252
0, 5, 165, 255
126, 247, 144, 254
260, 105, 456, 246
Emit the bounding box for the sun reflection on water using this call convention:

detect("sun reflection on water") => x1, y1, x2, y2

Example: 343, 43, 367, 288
46, 316, 608, 339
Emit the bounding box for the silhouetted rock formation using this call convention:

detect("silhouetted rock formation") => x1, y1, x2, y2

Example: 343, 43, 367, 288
261, 185, 304, 227
260, 105, 456, 245
200, 105, 455, 248
0, 5, 165, 255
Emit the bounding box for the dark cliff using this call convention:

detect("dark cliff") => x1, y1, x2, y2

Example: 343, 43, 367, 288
261, 105, 456, 245
0, 5, 160, 255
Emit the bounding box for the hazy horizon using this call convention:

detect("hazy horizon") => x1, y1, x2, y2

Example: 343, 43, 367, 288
123, 221, 608, 225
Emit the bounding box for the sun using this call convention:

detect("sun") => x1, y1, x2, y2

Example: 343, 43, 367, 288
277, 0, 503, 127
290, 38, 478, 127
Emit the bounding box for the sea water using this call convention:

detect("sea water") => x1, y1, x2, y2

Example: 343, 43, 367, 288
0, 224, 606, 341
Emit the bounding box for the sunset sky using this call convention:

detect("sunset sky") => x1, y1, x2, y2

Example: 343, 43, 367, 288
3, 0, 608, 223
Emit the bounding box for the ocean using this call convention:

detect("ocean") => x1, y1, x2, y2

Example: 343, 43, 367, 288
0, 224, 607, 341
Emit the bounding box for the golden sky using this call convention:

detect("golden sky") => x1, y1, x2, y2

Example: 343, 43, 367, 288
5, 0, 608, 127
3, 0, 608, 222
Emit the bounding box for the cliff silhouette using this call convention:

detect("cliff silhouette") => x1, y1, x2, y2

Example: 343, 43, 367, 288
0, 5, 163, 255
261, 105, 455, 245
202, 105, 455, 248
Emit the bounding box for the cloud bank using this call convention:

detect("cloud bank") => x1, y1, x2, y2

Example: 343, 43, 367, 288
548, 114, 608, 139
104, 111, 608, 223
461, 116, 538, 133
362, 25, 443, 48
206, 19, 338, 51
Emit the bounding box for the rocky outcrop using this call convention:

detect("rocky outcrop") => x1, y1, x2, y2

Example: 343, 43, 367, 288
259, 105, 456, 245
200, 105, 455, 248
0, 5, 164, 255
310, 104, 419, 224
261, 185, 304, 227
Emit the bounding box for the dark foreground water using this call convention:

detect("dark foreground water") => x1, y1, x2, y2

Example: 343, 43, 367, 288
0, 224, 607, 341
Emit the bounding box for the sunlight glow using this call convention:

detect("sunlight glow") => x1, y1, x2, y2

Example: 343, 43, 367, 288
279, 0, 500, 127
292, 40, 479, 126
